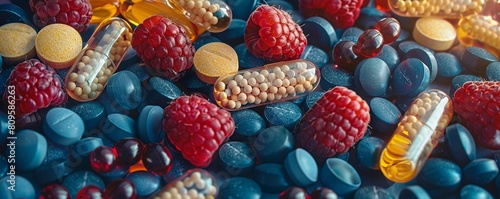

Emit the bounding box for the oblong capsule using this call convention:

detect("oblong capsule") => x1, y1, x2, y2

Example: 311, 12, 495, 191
457, 14, 500, 58
65, 17, 133, 102
388, 0, 488, 18
153, 169, 218, 199
213, 59, 321, 110
177, 0, 232, 33
379, 89, 454, 183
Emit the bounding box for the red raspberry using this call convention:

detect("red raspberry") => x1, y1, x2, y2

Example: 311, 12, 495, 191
244, 5, 307, 62
3, 59, 66, 118
29, 0, 92, 32
295, 86, 370, 161
162, 95, 235, 167
453, 81, 500, 150
132, 15, 195, 82
299, 0, 364, 29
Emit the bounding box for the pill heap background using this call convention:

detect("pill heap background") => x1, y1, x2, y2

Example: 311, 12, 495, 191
0, 0, 500, 198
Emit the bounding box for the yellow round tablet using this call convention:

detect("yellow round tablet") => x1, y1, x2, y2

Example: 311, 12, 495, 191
413, 17, 456, 51
36, 23, 82, 69
194, 42, 239, 84
0, 23, 37, 64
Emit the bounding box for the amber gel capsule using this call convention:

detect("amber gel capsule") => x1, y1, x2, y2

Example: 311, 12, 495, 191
379, 90, 454, 183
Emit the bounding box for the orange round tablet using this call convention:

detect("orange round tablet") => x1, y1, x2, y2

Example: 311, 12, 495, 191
35, 23, 82, 69
194, 42, 239, 84
0, 23, 37, 64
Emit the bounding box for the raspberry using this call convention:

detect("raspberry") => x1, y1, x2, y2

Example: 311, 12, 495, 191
453, 81, 500, 150
29, 0, 92, 32
3, 59, 66, 118
244, 5, 307, 62
299, 0, 364, 29
132, 15, 195, 82
295, 86, 370, 161
162, 95, 235, 167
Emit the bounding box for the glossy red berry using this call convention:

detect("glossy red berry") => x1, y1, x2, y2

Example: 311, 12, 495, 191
142, 143, 173, 175
90, 146, 117, 173
333, 41, 360, 72
40, 184, 70, 199
76, 185, 103, 199
103, 179, 136, 199
311, 187, 338, 199
279, 187, 310, 199
113, 138, 144, 167
354, 29, 384, 58
29, 0, 93, 32
374, 18, 401, 44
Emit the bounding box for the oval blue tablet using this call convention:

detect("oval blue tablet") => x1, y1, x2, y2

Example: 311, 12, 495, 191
355, 7, 388, 29
146, 77, 183, 107
62, 170, 105, 199
192, 35, 221, 50
234, 43, 266, 70
460, 46, 498, 74
125, 63, 151, 84
284, 148, 318, 186
301, 16, 337, 51
97, 91, 131, 115
264, 102, 302, 131
70, 101, 106, 131
354, 186, 394, 199
449, 74, 482, 98
125, 171, 161, 197
107, 70, 142, 110
342, 27, 364, 38
435, 52, 462, 82
45, 140, 69, 163
218, 141, 255, 175
375, 45, 400, 72
354, 58, 391, 97
0, 4, 32, 27
219, 177, 262, 199
231, 109, 266, 137
301, 45, 329, 69
320, 64, 355, 91
369, 97, 402, 134
224, 0, 259, 20
463, 158, 499, 186
0, 175, 35, 199
395, 29, 410, 44
356, 136, 385, 170
178, 67, 211, 93
304, 91, 324, 110
212, 19, 246, 46
320, 158, 362, 197
98, 166, 129, 184
35, 159, 73, 186
485, 62, 500, 81
253, 163, 292, 193
397, 41, 433, 57
460, 184, 494, 199
68, 137, 103, 168
43, 107, 85, 146
391, 58, 430, 97
137, 105, 165, 144
395, 96, 416, 112
398, 185, 430, 199
161, 157, 194, 183
101, 113, 137, 142
404, 48, 438, 82
445, 123, 476, 167
253, 126, 294, 163
417, 158, 461, 197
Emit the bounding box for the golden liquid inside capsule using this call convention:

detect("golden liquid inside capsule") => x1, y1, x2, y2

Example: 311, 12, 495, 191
457, 14, 500, 58
89, 0, 120, 24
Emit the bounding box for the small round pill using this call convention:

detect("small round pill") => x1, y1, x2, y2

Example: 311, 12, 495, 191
295, 84, 305, 93
235, 101, 242, 109
67, 82, 76, 91
252, 87, 260, 96
248, 78, 257, 86
231, 86, 241, 95
230, 94, 238, 101
234, 75, 243, 82
228, 80, 237, 89
239, 78, 248, 87
227, 100, 236, 109
256, 74, 266, 83
247, 95, 256, 104
278, 86, 287, 95
276, 71, 285, 79
243, 71, 252, 79
268, 73, 276, 82
268, 93, 275, 101
216, 82, 225, 91
286, 86, 295, 94
289, 77, 297, 86
81, 56, 91, 64
74, 87, 83, 96
237, 93, 247, 101
244, 85, 253, 94
254, 97, 262, 105
269, 86, 278, 94
260, 70, 269, 77
275, 94, 283, 100
274, 79, 283, 87
77, 74, 86, 84
273, 67, 281, 73
282, 79, 290, 87
259, 92, 268, 101
259, 83, 268, 92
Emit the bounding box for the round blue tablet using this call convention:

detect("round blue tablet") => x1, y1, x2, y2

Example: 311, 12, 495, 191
417, 158, 461, 197
97, 91, 131, 115
395, 29, 410, 43
342, 27, 364, 38
460, 184, 494, 199
125, 171, 161, 197
34, 159, 73, 186
125, 63, 151, 84
0, 156, 6, 179
355, 7, 388, 29
395, 96, 416, 112
354, 186, 394, 199
354, 58, 391, 97
234, 43, 266, 70
369, 97, 402, 134
68, 137, 103, 168
0, 4, 32, 27
46, 140, 69, 163
70, 101, 106, 131
0, 175, 35, 199
0, 111, 8, 153
231, 109, 266, 137
301, 16, 338, 51
304, 91, 324, 110
161, 157, 194, 183
137, 105, 165, 144
375, 45, 400, 72
212, 19, 246, 46
392, 58, 430, 97
301, 45, 329, 69
62, 170, 105, 199
462, 158, 499, 186
449, 74, 482, 98
485, 62, 500, 81
404, 48, 438, 82
435, 52, 462, 82
98, 166, 129, 184
320, 158, 362, 197
107, 70, 142, 110
220, 177, 262, 199
356, 136, 385, 170
146, 77, 183, 107
192, 35, 221, 50
264, 102, 302, 131
253, 126, 294, 163
445, 124, 475, 167
320, 63, 355, 91
218, 141, 255, 175
101, 113, 137, 142
397, 41, 434, 57
398, 185, 431, 199
460, 46, 498, 74
284, 148, 318, 186
178, 67, 211, 93
224, 0, 259, 20
253, 163, 292, 193
43, 107, 84, 146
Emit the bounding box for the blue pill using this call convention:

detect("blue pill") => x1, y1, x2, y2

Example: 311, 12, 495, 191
0, 111, 8, 153
320, 63, 355, 91
435, 52, 462, 82
218, 141, 255, 175
138, 105, 165, 144
126, 171, 161, 197
212, 19, 246, 46
219, 177, 262, 199
192, 35, 221, 49
356, 136, 385, 170
225, 0, 259, 20
62, 170, 105, 199
395, 96, 416, 112
342, 27, 364, 38
355, 7, 388, 29
162, 157, 194, 183
390, 11, 417, 31
460, 184, 494, 199
417, 158, 461, 197
43, 107, 84, 146
398, 185, 431, 199
0, 4, 33, 27
369, 97, 401, 134
320, 158, 362, 197
291, 95, 307, 106
125, 63, 152, 84
354, 186, 394, 199
45, 140, 69, 163
397, 41, 434, 57
284, 148, 318, 186
34, 159, 73, 186
375, 45, 400, 72
460, 46, 498, 74
496, 174, 500, 198
395, 29, 410, 43
392, 58, 430, 97
0, 67, 13, 97
0, 175, 35, 199
99, 166, 129, 184
301, 45, 329, 69
97, 91, 131, 115
354, 58, 391, 97
101, 113, 137, 142
304, 91, 324, 110
264, 102, 302, 131
107, 70, 142, 110
70, 101, 106, 131
338, 35, 359, 45
234, 43, 266, 70
0, 156, 6, 179
404, 48, 438, 82
301, 16, 337, 51
253, 163, 292, 193
253, 126, 294, 163
232, 109, 266, 137
445, 124, 475, 167
485, 62, 500, 81
146, 77, 183, 107
449, 74, 482, 98
267, 0, 294, 10
68, 137, 103, 168
463, 158, 499, 186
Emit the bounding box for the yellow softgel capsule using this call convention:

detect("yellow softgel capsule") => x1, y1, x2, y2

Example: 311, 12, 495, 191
0, 23, 37, 64
413, 17, 456, 51
35, 23, 83, 69
194, 42, 238, 84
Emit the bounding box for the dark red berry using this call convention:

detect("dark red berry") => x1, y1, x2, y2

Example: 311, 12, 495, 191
333, 41, 361, 72
279, 187, 310, 199
354, 29, 384, 58
40, 184, 70, 199
76, 185, 103, 199
90, 146, 117, 173
113, 138, 144, 167
103, 179, 136, 199
29, 0, 92, 32
374, 18, 401, 44
142, 143, 173, 175
299, 0, 364, 29
311, 187, 338, 199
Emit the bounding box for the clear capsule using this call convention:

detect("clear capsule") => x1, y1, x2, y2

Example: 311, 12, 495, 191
153, 169, 218, 199
457, 14, 500, 58
65, 17, 133, 102
388, 0, 490, 18
177, 0, 232, 33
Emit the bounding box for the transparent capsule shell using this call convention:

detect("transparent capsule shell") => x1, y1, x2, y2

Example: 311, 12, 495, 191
379, 89, 454, 183
153, 169, 218, 199
65, 17, 133, 102
458, 14, 500, 57
213, 59, 321, 110
177, 0, 232, 33
389, 0, 489, 18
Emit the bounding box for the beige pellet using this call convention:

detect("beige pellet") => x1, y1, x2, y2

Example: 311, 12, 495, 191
252, 87, 260, 96
215, 82, 225, 91
243, 85, 252, 94
247, 95, 256, 103
278, 86, 287, 95
259, 83, 268, 92
237, 93, 247, 101
228, 80, 237, 88
231, 86, 241, 95
248, 77, 257, 86
259, 92, 268, 102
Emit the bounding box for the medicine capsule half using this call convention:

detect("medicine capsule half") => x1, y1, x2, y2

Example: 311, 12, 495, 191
389, 0, 492, 18
153, 169, 218, 199
457, 14, 500, 57
213, 59, 321, 111
65, 17, 133, 102
177, 0, 232, 33
379, 90, 453, 183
